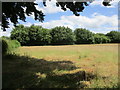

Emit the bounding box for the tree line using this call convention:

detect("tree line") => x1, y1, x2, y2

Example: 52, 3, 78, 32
10, 25, 120, 46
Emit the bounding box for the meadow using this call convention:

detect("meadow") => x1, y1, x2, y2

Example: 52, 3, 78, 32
3, 44, 118, 88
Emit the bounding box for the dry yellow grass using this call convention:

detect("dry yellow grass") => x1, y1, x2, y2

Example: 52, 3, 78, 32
14, 44, 119, 88
17, 44, 118, 74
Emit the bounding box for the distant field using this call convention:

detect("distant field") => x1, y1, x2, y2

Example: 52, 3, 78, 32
18, 44, 118, 61
3, 44, 119, 88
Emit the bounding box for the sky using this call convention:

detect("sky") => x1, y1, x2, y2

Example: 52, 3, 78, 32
1, 0, 119, 37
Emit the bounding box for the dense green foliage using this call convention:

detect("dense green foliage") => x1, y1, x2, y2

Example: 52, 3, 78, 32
106, 31, 120, 43
10, 25, 120, 46
9, 40, 21, 49
28, 25, 52, 45
11, 25, 52, 46
94, 34, 111, 44
11, 25, 75, 45
1, 37, 21, 55
1, 38, 8, 55
11, 25, 30, 45
2, 2, 44, 31
50, 26, 75, 45
1, 36, 10, 40
74, 28, 94, 44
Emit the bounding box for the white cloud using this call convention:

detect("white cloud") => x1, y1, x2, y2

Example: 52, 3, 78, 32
90, 0, 119, 8
24, 22, 33, 27
90, 0, 102, 6
35, 0, 42, 3
32, 13, 118, 34
1, 13, 118, 37
0, 21, 14, 37
25, 0, 63, 19
0, 30, 12, 37
35, 0, 63, 14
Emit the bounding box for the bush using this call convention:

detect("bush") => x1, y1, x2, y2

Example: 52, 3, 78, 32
50, 26, 75, 45
1, 38, 8, 55
1, 36, 10, 40
74, 28, 94, 44
9, 40, 21, 49
1, 38, 21, 55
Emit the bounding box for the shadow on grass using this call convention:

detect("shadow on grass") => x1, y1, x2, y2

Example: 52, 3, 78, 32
2, 54, 96, 88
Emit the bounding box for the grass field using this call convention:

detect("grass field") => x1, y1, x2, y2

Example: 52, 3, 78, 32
3, 44, 119, 88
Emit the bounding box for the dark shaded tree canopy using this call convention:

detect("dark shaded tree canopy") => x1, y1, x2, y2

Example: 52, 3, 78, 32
10, 24, 120, 45
10, 25, 52, 46
74, 28, 95, 44
2, 0, 112, 31
94, 34, 111, 44
50, 26, 75, 45
2, 2, 44, 31
106, 31, 120, 43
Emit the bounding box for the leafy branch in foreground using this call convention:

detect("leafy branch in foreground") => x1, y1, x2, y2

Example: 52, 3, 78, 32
2, 0, 112, 31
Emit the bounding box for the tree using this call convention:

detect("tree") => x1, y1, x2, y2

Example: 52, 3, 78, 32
74, 28, 94, 44
10, 25, 52, 46
28, 25, 52, 45
2, 0, 112, 31
96, 33, 105, 36
2, 1, 44, 31
94, 34, 110, 44
51, 0, 111, 16
10, 25, 30, 45
50, 26, 75, 45
106, 31, 120, 43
